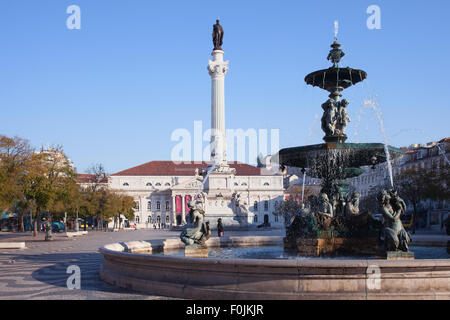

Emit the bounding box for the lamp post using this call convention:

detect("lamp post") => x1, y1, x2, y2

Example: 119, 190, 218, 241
75, 208, 79, 232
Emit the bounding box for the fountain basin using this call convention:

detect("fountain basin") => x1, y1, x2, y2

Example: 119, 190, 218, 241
99, 236, 450, 300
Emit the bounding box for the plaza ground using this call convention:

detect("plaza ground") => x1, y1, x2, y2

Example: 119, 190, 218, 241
0, 228, 282, 300
0, 228, 448, 300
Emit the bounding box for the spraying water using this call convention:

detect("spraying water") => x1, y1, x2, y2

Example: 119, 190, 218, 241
301, 170, 307, 204
334, 20, 339, 40
362, 98, 394, 188
301, 115, 320, 204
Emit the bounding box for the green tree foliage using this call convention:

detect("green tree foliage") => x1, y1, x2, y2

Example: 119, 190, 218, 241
396, 162, 449, 228
1, 136, 141, 234
0, 135, 33, 212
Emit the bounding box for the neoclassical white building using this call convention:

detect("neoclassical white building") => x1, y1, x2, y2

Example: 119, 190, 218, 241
108, 161, 284, 229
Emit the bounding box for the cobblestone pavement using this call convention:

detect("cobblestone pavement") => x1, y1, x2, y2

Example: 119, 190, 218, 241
0, 229, 283, 300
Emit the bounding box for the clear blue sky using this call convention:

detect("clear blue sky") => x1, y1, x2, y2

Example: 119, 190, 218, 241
0, 0, 449, 173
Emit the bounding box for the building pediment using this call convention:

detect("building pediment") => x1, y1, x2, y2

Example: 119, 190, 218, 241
171, 177, 202, 191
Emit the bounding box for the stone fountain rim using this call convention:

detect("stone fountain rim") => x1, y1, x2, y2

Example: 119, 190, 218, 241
99, 236, 450, 299
99, 236, 449, 268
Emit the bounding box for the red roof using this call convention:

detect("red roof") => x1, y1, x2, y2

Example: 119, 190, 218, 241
111, 161, 263, 176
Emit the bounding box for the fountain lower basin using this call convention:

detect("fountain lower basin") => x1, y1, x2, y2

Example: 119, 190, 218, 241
99, 236, 450, 300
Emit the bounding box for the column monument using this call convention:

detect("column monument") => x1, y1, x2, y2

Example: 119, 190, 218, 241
207, 19, 233, 172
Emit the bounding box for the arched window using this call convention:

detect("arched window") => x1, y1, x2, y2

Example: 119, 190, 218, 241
156, 201, 161, 211
135, 215, 140, 223
147, 201, 151, 211
166, 215, 170, 223
253, 214, 258, 223
264, 201, 269, 211
264, 182, 270, 186
135, 201, 140, 211
148, 216, 153, 224
234, 182, 239, 186
242, 182, 247, 186
155, 183, 161, 187
166, 201, 170, 211
254, 201, 258, 211
146, 182, 152, 187
165, 183, 170, 186
123, 183, 129, 187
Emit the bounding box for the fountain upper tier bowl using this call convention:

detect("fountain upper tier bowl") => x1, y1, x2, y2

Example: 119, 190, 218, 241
305, 67, 367, 91
278, 142, 404, 178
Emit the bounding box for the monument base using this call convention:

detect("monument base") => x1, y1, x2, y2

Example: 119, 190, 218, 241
284, 237, 382, 256
184, 245, 209, 258
382, 251, 415, 260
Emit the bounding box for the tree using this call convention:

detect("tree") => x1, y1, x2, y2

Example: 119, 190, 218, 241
274, 197, 301, 227
119, 194, 136, 227
396, 166, 433, 232
0, 135, 33, 217
358, 184, 387, 214
85, 163, 108, 230
21, 146, 75, 236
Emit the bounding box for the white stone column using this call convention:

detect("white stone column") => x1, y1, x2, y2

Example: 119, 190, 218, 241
208, 50, 229, 167
181, 195, 186, 224
171, 196, 176, 225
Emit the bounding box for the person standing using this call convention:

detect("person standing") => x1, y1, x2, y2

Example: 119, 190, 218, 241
217, 218, 224, 237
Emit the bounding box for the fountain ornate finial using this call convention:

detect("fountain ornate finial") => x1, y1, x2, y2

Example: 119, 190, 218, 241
327, 38, 345, 68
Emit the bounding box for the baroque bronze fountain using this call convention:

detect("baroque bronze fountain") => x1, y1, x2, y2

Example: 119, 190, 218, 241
278, 33, 412, 258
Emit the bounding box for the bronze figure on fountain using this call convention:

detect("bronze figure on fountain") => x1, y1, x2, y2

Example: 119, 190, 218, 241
180, 192, 211, 247
378, 189, 411, 252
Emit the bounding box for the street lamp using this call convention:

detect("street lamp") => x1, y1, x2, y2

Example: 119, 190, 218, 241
75, 208, 79, 232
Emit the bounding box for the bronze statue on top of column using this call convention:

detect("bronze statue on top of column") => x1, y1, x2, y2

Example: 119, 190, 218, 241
212, 19, 224, 50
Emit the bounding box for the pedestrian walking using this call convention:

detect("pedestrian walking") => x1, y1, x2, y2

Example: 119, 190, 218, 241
217, 218, 224, 237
